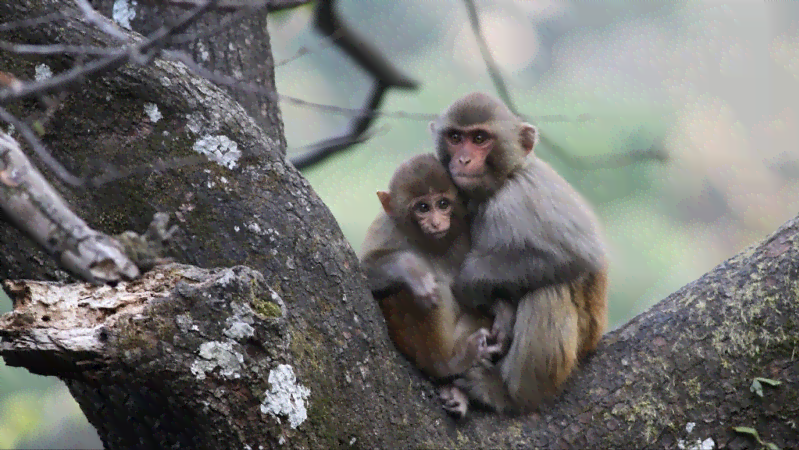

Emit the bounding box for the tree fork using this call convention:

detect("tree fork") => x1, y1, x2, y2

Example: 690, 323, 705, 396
0, 1, 796, 448
2, 215, 798, 449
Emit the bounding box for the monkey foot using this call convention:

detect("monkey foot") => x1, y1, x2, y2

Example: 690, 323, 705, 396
439, 385, 469, 419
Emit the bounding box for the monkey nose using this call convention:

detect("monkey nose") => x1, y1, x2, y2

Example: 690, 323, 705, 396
459, 157, 471, 165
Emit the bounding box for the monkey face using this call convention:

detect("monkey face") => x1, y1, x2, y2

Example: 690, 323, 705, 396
442, 126, 496, 193
434, 93, 540, 199
410, 193, 454, 239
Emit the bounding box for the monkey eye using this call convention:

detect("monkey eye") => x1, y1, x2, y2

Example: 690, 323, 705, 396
473, 131, 489, 145
436, 198, 451, 210
414, 202, 431, 213
447, 130, 463, 144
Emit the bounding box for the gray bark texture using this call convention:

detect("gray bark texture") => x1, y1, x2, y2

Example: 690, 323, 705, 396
0, 1, 797, 449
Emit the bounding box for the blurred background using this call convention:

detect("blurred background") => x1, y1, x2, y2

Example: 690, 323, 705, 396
3, 1, 799, 447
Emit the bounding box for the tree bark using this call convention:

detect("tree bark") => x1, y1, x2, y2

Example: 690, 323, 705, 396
0, 2, 797, 449
3, 215, 798, 449
88, 0, 289, 155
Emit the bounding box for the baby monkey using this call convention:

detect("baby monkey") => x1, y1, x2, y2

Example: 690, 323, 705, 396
360, 153, 513, 418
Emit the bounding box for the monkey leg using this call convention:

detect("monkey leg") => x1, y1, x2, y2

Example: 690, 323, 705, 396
571, 270, 609, 357
499, 284, 579, 411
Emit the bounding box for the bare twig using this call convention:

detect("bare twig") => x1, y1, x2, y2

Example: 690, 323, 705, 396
0, 106, 84, 186
275, 29, 344, 67
87, 154, 210, 187
164, 0, 310, 12
563, 138, 669, 170
287, 0, 419, 170
313, 0, 415, 89
0, 41, 114, 56
289, 82, 393, 169
462, 0, 668, 168
0, 0, 218, 105
154, 51, 597, 126
166, 0, 267, 10
280, 93, 432, 121
266, 0, 313, 11
170, 7, 255, 44
0, 0, 222, 186
74, 0, 130, 42
462, 0, 518, 113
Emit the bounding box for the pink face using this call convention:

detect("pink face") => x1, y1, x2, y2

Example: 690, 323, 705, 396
443, 123, 536, 193
443, 126, 495, 190
410, 193, 454, 239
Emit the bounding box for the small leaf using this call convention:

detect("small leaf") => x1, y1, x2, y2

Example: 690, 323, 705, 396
732, 426, 760, 439
31, 121, 45, 136
750, 379, 764, 397
754, 377, 782, 387
765, 443, 781, 450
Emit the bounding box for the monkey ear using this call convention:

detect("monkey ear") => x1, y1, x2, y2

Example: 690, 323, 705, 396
376, 191, 393, 215
520, 123, 538, 155
428, 121, 437, 136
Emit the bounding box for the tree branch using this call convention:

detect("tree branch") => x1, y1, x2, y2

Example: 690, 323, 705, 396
0, 132, 174, 283
287, 0, 419, 170
0, 0, 224, 187
1, 213, 797, 448
0, 1, 217, 106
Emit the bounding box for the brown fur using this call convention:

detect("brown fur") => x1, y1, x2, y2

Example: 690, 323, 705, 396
572, 270, 609, 357
378, 285, 493, 379
360, 153, 507, 417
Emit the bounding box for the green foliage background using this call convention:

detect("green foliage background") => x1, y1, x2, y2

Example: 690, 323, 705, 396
3, 1, 799, 447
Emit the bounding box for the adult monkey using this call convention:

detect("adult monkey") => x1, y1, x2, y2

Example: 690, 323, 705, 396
431, 92, 609, 413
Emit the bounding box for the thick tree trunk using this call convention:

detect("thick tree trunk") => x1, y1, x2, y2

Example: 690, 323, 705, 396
0, 2, 797, 449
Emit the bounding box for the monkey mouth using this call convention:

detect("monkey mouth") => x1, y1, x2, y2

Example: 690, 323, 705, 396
429, 230, 448, 239
452, 172, 485, 179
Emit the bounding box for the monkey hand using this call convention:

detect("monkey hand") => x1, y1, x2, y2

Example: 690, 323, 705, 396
477, 330, 506, 361
487, 299, 515, 357
439, 385, 469, 419
485, 329, 510, 361
463, 328, 504, 363
407, 271, 441, 310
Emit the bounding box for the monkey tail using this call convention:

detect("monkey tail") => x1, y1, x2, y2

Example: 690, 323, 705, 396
500, 284, 579, 411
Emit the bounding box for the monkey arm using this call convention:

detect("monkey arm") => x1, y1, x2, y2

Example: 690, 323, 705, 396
457, 247, 591, 300
362, 251, 442, 310
362, 251, 430, 292
456, 161, 607, 305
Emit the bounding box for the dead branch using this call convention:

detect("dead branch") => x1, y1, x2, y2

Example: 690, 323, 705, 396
0, 1, 218, 105
0, 132, 138, 283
